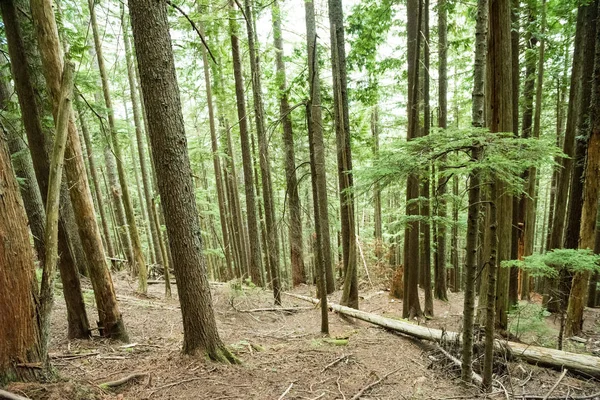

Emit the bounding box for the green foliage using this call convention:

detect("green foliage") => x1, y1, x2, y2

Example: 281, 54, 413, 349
508, 303, 556, 347
502, 249, 600, 278
362, 127, 561, 194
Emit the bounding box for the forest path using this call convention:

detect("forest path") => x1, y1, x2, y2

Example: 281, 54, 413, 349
7, 273, 599, 399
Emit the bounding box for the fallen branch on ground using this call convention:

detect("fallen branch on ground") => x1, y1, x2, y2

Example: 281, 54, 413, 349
284, 292, 600, 378
278, 383, 293, 400
350, 367, 402, 400
321, 354, 351, 372
149, 377, 203, 397
49, 352, 99, 360
0, 389, 30, 400
99, 373, 148, 389
434, 344, 483, 385
237, 307, 313, 314
542, 368, 567, 400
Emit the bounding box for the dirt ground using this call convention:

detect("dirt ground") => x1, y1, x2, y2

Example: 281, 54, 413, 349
6, 273, 600, 400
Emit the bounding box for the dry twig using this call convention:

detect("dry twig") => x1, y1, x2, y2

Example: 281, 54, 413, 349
99, 372, 148, 388
350, 367, 402, 400
541, 368, 567, 400
321, 354, 351, 372
278, 383, 293, 400
0, 389, 30, 400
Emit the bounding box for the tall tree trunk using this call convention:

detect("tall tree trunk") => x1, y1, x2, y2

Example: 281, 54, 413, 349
305, 0, 330, 332
128, 0, 235, 362
566, 0, 600, 335
1, 0, 90, 340
89, 0, 147, 292
0, 136, 47, 384
228, 0, 263, 286
434, 0, 448, 301
0, 62, 46, 263
77, 104, 115, 259
329, 0, 358, 309
31, 0, 128, 341
121, 7, 165, 272
462, 0, 487, 383
508, 0, 520, 309
243, 0, 281, 304
518, 4, 539, 301
545, 3, 589, 313
421, 0, 434, 317
306, 0, 334, 295
194, 5, 233, 281
487, 0, 513, 331
402, 0, 423, 319
272, 0, 306, 286
372, 106, 383, 260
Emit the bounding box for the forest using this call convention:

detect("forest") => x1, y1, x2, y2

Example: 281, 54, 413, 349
1, 0, 600, 398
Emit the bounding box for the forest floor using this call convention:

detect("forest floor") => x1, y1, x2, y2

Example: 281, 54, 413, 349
6, 273, 600, 400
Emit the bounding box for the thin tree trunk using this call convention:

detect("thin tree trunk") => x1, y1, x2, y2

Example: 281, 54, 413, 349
487, 0, 514, 331
128, 0, 236, 362
402, 0, 423, 319
421, 0, 433, 317
462, 0, 487, 382
305, 0, 329, 333
228, 0, 263, 286
272, 0, 305, 286
372, 106, 383, 260
31, 0, 128, 341
38, 62, 74, 357
89, 0, 147, 292
243, 0, 281, 304
329, 0, 358, 308
77, 104, 115, 258
435, 0, 448, 301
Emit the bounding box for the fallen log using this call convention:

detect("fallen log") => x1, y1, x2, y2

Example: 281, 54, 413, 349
284, 292, 600, 378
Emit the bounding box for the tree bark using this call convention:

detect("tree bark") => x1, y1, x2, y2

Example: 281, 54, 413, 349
77, 104, 115, 259
121, 6, 165, 272
31, 0, 128, 341
434, 0, 448, 301
243, 0, 281, 304
329, 0, 358, 308
228, 0, 263, 286
0, 0, 90, 340
272, 0, 305, 287
421, 0, 433, 317
0, 136, 46, 384
89, 0, 147, 292
402, 0, 423, 319
487, 0, 513, 331
566, 0, 600, 336
128, 0, 235, 361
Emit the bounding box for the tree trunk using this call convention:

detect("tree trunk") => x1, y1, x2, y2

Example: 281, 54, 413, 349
462, 0, 487, 382
89, 0, 147, 292
545, 3, 589, 312
272, 0, 305, 287
566, 0, 600, 335
31, 0, 128, 341
0, 137, 47, 384
77, 104, 115, 259
305, 0, 329, 333
128, 0, 235, 361
329, 0, 358, 308
402, 0, 423, 319
518, 4, 539, 301
487, 0, 513, 331
1, 0, 90, 340
243, 0, 281, 304
228, 0, 263, 286
121, 6, 165, 272
421, 0, 433, 317
434, 0, 448, 301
